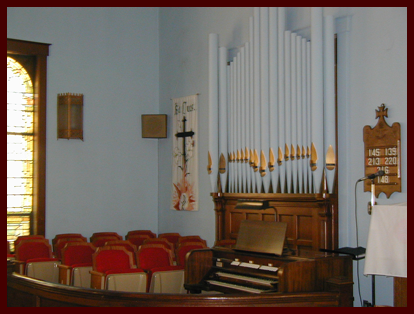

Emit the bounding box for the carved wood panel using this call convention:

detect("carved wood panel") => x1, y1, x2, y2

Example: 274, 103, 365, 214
363, 104, 401, 198
212, 193, 338, 252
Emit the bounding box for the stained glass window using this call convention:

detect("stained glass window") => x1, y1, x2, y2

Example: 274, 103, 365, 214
7, 56, 34, 251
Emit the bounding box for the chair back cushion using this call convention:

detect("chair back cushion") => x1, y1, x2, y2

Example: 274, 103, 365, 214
93, 247, 133, 273
15, 240, 52, 261
143, 238, 174, 251
127, 235, 151, 248
14, 235, 46, 248
137, 245, 173, 270
54, 238, 85, 259
104, 241, 137, 253
126, 230, 156, 239
158, 233, 181, 245
90, 232, 122, 242
61, 243, 95, 266
92, 237, 120, 247
52, 233, 86, 246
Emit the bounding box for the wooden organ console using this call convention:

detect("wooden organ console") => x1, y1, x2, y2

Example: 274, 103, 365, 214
185, 247, 352, 297
184, 192, 354, 306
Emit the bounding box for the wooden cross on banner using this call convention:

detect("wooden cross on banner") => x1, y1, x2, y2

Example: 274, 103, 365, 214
175, 116, 194, 171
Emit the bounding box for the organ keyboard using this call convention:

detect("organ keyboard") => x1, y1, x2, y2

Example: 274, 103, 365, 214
184, 246, 353, 295
185, 220, 353, 296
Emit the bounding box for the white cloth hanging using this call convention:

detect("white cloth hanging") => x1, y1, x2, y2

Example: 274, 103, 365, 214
364, 203, 407, 278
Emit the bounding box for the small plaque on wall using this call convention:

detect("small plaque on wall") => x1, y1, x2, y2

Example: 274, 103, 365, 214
363, 104, 401, 198
142, 114, 167, 138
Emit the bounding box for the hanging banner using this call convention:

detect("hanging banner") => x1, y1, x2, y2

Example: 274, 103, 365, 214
171, 94, 198, 211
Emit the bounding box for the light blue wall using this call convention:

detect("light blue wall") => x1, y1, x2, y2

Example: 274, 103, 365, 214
158, 6, 253, 250
7, 7, 160, 239
7, 7, 406, 307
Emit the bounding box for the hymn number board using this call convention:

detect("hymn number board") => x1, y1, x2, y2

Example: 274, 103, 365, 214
363, 104, 401, 198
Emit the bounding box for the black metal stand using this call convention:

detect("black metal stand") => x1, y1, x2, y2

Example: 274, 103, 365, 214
372, 275, 376, 306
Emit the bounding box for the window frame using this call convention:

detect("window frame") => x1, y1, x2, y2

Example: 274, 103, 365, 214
7, 38, 50, 236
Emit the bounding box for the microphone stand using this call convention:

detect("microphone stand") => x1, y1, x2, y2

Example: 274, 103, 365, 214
321, 175, 381, 306
367, 178, 376, 307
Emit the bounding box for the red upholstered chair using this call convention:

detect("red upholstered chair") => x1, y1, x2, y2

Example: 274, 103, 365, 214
11, 235, 47, 263
104, 240, 138, 265
126, 230, 156, 239
91, 236, 121, 248
177, 235, 207, 247
143, 238, 176, 263
126, 234, 151, 249
58, 242, 96, 288
90, 246, 147, 292
137, 244, 174, 269
52, 233, 86, 254
175, 241, 208, 266
137, 243, 184, 293
52, 233, 86, 245
54, 237, 85, 259
90, 232, 122, 243
14, 239, 61, 283
14, 235, 46, 248
158, 232, 181, 250
143, 238, 174, 251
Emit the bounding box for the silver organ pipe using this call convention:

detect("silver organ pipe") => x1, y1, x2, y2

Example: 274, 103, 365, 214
296, 35, 304, 194
248, 17, 256, 193
310, 7, 324, 193
245, 42, 252, 193
277, 7, 286, 193
229, 57, 235, 193
218, 46, 228, 192
260, 7, 270, 193
284, 30, 292, 193
208, 33, 219, 193
240, 47, 247, 193
306, 40, 312, 192
269, 7, 279, 193
236, 52, 242, 192
209, 7, 336, 195
290, 31, 298, 194
253, 7, 262, 192
301, 37, 309, 194
323, 15, 336, 194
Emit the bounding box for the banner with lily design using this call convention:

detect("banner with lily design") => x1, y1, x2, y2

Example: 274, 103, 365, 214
171, 95, 198, 211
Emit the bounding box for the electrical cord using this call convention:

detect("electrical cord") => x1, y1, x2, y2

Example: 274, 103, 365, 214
354, 180, 363, 307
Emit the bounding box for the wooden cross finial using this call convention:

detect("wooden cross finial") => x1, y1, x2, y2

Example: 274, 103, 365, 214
375, 103, 388, 120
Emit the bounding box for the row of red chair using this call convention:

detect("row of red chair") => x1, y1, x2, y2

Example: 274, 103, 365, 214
9, 232, 207, 264
90, 243, 186, 293
54, 231, 206, 262
8, 232, 208, 294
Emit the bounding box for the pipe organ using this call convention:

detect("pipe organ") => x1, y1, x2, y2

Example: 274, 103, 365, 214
208, 7, 337, 195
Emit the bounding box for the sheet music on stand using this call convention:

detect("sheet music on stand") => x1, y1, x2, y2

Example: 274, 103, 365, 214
235, 220, 287, 256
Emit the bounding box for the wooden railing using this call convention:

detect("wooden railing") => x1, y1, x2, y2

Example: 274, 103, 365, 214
8, 261, 349, 307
